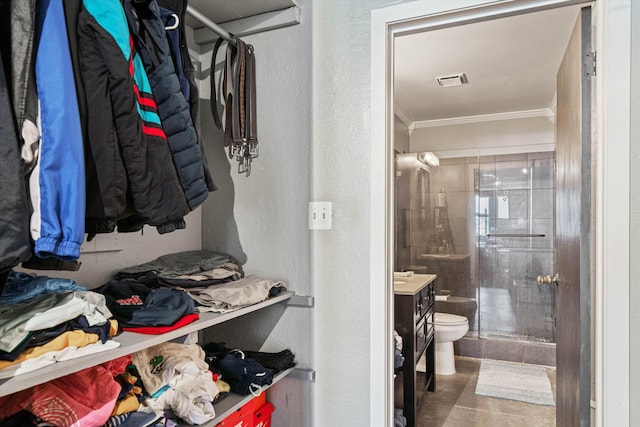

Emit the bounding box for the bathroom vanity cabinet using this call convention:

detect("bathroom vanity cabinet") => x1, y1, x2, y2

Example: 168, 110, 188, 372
394, 274, 436, 427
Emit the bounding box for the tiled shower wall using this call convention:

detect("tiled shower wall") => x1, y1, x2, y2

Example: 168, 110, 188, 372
395, 151, 556, 341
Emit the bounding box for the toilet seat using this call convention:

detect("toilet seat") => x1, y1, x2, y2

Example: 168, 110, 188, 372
434, 312, 468, 326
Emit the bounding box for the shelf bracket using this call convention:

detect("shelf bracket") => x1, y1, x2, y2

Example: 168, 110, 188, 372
288, 367, 316, 382
288, 295, 314, 308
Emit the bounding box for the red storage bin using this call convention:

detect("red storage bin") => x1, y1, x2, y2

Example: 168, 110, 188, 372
216, 392, 268, 427
253, 402, 275, 427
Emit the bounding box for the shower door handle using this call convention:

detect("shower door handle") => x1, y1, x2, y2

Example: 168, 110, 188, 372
537, 274, 558, 286
486, 233, 546, 237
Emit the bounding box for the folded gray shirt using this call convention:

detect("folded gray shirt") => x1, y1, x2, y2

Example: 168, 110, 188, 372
116, 250, 242, 279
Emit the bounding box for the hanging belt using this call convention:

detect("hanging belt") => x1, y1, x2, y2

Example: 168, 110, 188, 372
210, 35, 258, 176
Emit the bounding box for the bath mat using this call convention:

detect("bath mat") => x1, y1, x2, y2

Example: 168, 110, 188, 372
475, 359, 555, 406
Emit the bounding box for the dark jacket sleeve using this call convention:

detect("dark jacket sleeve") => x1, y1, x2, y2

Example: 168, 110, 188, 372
0, 49, 32, 273
78, 8, 129, 231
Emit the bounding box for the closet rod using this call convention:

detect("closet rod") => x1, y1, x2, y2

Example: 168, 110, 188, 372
186, 5, 236, 46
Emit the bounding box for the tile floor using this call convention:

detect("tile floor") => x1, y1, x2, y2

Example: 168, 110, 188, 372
415, 357, 556, 427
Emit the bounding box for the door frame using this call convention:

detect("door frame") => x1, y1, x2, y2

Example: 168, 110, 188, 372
369, 1, 632, 426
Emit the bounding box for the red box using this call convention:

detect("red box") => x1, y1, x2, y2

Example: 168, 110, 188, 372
253, 402, 274, 427
216, 392, 267, 427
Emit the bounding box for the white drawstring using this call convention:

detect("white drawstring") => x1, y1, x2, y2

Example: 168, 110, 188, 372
249, 383, 263, 396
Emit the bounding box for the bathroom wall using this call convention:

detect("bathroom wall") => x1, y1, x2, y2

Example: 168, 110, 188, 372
411, 116, 555, 154
395, 154, 432, 271
394, 114, 410, 154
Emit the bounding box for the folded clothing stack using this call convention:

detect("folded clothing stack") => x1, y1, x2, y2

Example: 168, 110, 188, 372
97, 279, 198, 334
0, 272, 118, 379
115, 250, 244, 287
204, 342, 296, 396
113, 251, 286, 314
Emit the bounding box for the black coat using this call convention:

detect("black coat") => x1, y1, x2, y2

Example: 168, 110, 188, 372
157, 0, 216, 191
78, 0, 189, 235
0, 46, 32, 275
124, 0, 211, 210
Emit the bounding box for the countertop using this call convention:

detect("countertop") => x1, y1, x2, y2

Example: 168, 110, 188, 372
393, 273, 437, 296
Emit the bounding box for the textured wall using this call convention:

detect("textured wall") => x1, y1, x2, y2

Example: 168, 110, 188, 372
630, 0, 640, 424
312, 1, 417, 425
197, 0, 313, 425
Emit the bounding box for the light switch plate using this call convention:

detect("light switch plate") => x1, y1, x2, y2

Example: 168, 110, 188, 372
308, 202, 332, 230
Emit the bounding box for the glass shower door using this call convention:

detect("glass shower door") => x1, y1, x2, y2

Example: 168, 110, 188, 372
475, 154, 556, 343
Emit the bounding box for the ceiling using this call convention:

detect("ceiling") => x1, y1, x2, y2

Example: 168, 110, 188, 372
393, 5, 583, 125
186, 0, 297, 30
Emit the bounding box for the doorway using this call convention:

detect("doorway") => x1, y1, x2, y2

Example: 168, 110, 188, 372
374, 1, 597, 425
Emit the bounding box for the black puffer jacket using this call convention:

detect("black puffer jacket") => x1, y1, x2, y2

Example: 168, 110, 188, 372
157, 0, 216, 191
124, 0, 210, 211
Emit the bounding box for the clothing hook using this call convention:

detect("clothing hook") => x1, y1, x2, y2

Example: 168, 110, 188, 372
165, 13, 180, 31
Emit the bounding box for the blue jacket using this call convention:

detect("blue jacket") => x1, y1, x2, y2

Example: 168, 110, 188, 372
32, 0, 85, 260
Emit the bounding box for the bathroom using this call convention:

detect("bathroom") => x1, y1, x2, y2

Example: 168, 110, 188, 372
388, 4, 592, 425
392, 6, 562, 361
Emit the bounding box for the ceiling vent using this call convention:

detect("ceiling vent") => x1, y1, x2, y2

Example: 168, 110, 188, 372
436, 73, 468, 87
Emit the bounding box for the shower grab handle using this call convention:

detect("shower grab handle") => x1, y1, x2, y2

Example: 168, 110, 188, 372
486, 233, 546, 237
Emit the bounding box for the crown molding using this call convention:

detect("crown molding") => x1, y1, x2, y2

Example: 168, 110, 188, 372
413, 108, 554, 129
547, 93, 557, 123
393, 104, 415, 135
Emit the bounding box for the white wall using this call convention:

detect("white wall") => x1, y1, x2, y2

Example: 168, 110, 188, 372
410, 116, 555, 154
629, 0, 640, 424
313, 1, 415, 425
197, 1, 313, 425
394, 114, 411, 153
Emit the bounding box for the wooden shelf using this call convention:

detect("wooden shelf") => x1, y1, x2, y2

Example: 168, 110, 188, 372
179, 367, 294, 427
0, 291, 294, 397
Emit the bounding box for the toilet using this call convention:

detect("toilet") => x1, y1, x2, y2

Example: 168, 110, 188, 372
434, 312, 469, 375
435, 296, 477, 329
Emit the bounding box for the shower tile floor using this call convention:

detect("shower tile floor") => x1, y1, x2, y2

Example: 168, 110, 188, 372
416, 357, 556, 427
479, 287, 555, 342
